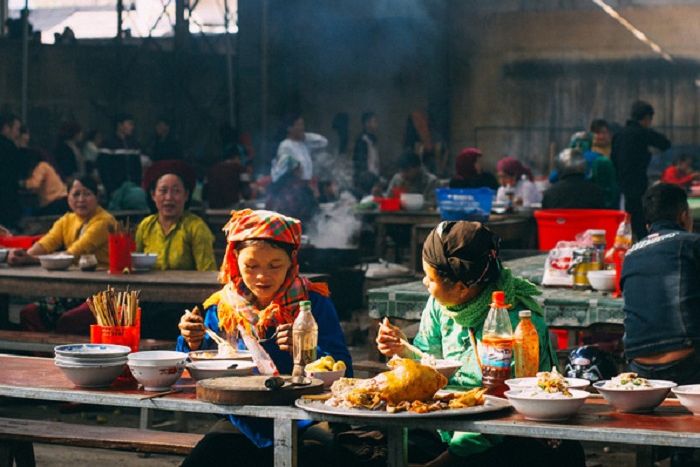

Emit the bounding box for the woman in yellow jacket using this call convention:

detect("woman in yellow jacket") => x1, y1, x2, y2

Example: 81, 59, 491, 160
9, 176, 117, 333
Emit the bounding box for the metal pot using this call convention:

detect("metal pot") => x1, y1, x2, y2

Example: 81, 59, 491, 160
298, 246, 361, 272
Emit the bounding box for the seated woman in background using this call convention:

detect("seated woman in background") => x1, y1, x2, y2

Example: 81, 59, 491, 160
137, 160, 216, 272
136, 161, 216, 338
495, 156, 542, 207
9, 176, 117, 333
449, 147, 499, 190
377, 221, 583, 467
20, 149, 69, 216
661, 154, 699, 190
177, 209, 351, 467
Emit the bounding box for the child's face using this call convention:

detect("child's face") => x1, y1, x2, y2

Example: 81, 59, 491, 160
236, 243, 292, 306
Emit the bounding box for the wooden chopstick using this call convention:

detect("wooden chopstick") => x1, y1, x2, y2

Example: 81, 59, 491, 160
468, 327, 483, 371
400, 338, 429, 360
138, 389, 181, 400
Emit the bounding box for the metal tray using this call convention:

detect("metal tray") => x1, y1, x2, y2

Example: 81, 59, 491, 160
295, 394, 511, 418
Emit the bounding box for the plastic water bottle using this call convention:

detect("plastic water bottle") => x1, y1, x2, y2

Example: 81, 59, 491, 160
481, 291, 514, 396
514, 310, 539, 378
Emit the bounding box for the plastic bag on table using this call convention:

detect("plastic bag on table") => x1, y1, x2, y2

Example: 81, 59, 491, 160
541, 240, 579, 287
238, 324, 279, 375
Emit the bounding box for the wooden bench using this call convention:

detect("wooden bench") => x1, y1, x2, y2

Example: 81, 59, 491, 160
0, 417, 203, 466
0, 331, 174, 353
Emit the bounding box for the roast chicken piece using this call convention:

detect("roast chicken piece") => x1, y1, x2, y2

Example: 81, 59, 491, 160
329, 358, 448, 408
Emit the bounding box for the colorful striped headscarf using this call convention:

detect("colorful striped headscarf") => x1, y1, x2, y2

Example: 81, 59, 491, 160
205, 209, 328, 336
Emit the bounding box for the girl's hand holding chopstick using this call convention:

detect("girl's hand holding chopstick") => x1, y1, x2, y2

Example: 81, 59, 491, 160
376, 317, 413, 358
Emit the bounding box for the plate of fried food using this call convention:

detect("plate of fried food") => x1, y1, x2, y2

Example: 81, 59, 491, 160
296, 358, 510, 418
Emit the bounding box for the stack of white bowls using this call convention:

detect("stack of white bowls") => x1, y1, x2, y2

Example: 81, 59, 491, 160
54, 344, 131, 388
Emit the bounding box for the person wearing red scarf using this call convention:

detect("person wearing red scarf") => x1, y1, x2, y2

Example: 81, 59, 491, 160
176, 209, 352, 467
449, 147, 499, 190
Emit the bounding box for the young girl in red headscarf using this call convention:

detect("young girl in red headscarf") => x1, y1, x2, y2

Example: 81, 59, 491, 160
177, 209, 351, 467
449, 147, 499, 190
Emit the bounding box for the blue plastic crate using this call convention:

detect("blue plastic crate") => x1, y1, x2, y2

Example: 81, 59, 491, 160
436, 187, 494, 221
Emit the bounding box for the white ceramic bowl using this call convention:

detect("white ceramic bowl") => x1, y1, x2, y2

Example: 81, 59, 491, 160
587, 270, 615, 292
131, 253, 157, 271
593, 380, 676, 412
127, 351, 188, 367
505, 388, 589, 421
0, 249, 7, 262
55, 361, 125, 388
186, 360, 256, 381
54, 344, 131, 359
188, 349, 252, 361
38, 254, 74, 271
305, 369, 346, 388
505, 377, 590, 390
400, 193, 425, 211
55, 355, 127, 366
672, 385, 700, 415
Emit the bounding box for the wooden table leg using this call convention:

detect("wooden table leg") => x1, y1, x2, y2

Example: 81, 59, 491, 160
273, 418, 297, 467
0, 294, 9, 330
386, 426, 407, 467
375, 223, 387, 259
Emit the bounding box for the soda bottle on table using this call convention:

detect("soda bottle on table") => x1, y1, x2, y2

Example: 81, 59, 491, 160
514, 310, 539, 378
480, 291, 514, 397
291, 300, 318, 384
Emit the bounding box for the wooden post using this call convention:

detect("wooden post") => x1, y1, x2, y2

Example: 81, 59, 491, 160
273, 418, 297, 467
386, 426, 407, 467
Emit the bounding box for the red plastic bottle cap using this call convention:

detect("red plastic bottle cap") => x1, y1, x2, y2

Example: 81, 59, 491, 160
491, 291, 506, 307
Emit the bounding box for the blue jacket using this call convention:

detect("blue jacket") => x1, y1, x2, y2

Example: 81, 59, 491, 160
621, 221, 700, 359
176, 291, 353, 448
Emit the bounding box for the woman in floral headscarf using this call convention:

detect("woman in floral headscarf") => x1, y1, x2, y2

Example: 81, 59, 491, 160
177, 209, 351, 467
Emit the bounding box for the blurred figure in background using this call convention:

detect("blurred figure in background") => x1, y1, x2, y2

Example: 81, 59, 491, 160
542, 148, 605, 209
449, 147, 499, 190
99, 113, 143, 197
386, 151, 440, 206
150, 117, 183, 161
271, 113, 327, 184
205, 140, 250, 209
54, 121, 84, 181
586, 119, 619, 209
266, 156, 318, 224
20, 146, 69, 216
661, 154, 699, 190
0, 112, 22, 229
612, 100, 671, 239
353, 111, 381, 189
495, 156, 541, 208
82, 129, 102, 175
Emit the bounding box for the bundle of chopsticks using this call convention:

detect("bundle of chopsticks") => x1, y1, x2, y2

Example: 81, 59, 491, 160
86, 287, 140, 326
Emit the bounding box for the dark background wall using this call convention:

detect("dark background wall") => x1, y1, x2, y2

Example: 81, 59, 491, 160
2, 0, 700, 178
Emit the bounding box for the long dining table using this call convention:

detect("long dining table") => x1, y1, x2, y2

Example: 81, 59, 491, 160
2, 355, 700, 467
0, 266, 327, 327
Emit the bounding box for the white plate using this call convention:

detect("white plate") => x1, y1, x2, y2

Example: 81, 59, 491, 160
295, 395, 511, 418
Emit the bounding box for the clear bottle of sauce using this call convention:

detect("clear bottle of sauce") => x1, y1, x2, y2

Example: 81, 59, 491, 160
292, 300, 317, 383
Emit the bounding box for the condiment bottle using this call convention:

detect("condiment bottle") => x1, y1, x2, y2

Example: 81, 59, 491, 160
589, 229, 607, 268
480, 291, 514, 397
291, 300, 318, 383
514, 310, 539, 378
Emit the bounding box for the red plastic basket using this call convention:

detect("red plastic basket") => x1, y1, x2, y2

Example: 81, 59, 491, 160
0, 235, 43, 249
533, 209, 626, 251
375, 197, 401, 212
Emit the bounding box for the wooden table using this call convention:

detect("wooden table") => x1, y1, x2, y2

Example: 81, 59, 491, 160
368, 254, 622, 326
3, 355, 700, 467
0, 266, 327, 327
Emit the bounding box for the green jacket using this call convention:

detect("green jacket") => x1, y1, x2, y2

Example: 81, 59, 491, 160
412, 295, 557, 457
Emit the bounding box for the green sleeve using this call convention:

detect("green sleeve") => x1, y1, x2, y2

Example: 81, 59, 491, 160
135, 220, 145, 252
443, 431, 498, 457
411, 297, 443, 357
189, 217, 217, 272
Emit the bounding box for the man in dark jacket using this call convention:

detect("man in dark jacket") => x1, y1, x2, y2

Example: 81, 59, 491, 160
611, 101, 671, 239
621, 183, 700, 466
542, 148, 605, 209
0, 113, 22, 229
